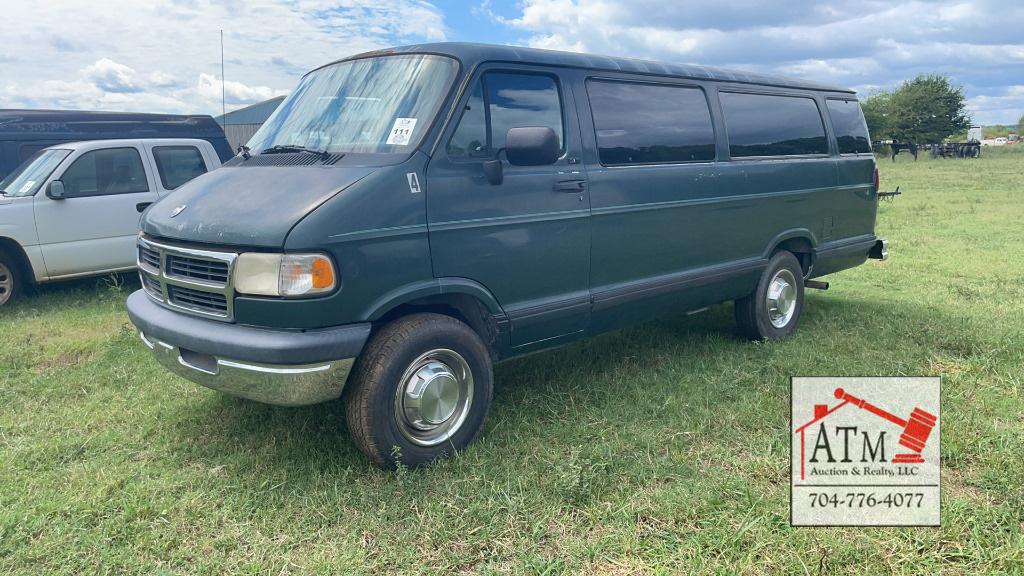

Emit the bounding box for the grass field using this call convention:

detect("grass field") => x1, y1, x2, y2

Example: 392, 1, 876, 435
2, 149, 1022, 575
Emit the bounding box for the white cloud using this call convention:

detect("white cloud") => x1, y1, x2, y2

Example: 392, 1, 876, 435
0, 0, 448, 114
147, 72, 181, 89
83, 58, 141, 93
2, 56, 286, 115
967, 86, 1024, 125
498, 0, 1024, 124
196, 73, 288, 105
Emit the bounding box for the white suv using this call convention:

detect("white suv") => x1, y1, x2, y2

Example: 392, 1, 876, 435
0, 138, 222, 306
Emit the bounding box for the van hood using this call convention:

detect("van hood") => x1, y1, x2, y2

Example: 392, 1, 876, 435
143, 165, 375, 248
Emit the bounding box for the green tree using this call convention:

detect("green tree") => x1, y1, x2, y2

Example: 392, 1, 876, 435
861, 91, 892, 140
1017, 115, 1023, 135
887, 74, 971, 143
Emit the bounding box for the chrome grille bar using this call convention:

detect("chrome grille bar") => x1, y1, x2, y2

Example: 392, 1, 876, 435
137, 234, 238, 321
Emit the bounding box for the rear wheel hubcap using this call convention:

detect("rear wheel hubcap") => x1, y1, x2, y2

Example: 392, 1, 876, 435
766, 269, 798, 328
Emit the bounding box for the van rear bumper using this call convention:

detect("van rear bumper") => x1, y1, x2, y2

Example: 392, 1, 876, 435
126, 290, 370, 406
868, 238, 889, 261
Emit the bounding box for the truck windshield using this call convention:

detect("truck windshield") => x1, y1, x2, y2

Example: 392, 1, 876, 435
246, 54, 458, 156
0, 149, 71, 197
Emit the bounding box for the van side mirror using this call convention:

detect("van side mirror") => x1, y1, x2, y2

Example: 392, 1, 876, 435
46, 180, 66, 200
505, 127, 560, 166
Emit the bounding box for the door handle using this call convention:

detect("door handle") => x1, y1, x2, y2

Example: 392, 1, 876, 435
136, 202, 153, 213
554, 179, 586, 192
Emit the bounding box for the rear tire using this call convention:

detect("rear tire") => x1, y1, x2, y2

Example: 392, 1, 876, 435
344, 313, 493, 468
0, 251, 23, 307
735, 251, 805, 340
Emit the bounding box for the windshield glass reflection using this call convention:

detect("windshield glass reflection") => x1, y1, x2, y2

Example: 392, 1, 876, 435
246, 55, 458, 155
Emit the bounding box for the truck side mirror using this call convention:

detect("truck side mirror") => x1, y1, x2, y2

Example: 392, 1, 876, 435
505, 127, 560, 166
46, 180, 66, 200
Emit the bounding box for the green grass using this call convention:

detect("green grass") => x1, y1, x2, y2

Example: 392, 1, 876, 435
2, 150, 1023, 575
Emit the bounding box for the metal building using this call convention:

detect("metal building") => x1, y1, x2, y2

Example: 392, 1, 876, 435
215, 96, 285, 150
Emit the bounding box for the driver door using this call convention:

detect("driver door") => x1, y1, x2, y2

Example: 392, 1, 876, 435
33, 145, 158, 278
426, 66, 591, 351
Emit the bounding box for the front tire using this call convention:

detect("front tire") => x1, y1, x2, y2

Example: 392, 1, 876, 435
344, 313, 494, 468
0, 251, 23, 307
735, 251, 805, 340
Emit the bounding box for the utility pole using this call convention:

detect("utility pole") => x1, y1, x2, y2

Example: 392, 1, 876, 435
220, 29, 226, 120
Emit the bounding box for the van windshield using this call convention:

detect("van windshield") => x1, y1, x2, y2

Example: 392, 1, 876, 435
0, 148, 71, 197
246, 54, 458, 156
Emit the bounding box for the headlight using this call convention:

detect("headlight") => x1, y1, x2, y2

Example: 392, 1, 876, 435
234, 253, 337, 297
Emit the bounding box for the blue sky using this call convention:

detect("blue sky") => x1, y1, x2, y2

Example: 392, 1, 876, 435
2, 1, 1022, 125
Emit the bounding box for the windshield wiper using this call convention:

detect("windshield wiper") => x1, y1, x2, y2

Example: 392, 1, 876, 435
260, 144, 328, 156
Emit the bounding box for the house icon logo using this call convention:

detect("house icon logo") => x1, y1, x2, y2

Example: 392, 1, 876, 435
794, 387, 938, 480
790, 377, 940, 526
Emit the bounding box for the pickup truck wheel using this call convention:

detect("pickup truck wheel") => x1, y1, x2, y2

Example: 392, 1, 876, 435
344, 313, 493, 468
0, 253, 22, 307
735, 250, 805, 340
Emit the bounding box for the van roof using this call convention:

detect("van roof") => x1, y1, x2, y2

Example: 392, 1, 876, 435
0, 109, 227, 139
330, 42, 856, 95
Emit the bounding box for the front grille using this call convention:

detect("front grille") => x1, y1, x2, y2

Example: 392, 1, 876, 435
168, 285, 228, 316
141, 273, 163, 299
137, 235, 237, 321
139, 245, 161, 271
166, 254, 229, 284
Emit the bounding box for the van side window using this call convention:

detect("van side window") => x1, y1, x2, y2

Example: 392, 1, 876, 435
153, 146, 208, 190
720, 93, 828, 157
60, 148, 149, 198
587, 80, 715, 165
447, 82, 488, 158
447, 72, 564, 159
826, 99, 872, 154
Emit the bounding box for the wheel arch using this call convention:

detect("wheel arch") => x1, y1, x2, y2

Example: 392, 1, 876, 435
763, 229, 817, 277
361, 278, 508, 360
0, 237, 35, 285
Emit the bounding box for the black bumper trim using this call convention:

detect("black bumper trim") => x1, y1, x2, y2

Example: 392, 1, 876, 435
126, 290, 371, 365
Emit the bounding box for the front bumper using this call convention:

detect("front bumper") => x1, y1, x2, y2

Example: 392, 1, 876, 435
127, 290, 371, 406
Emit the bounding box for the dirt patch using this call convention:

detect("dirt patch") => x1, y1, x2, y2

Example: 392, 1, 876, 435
31, 348, 98, 374
927, 358, 966, 377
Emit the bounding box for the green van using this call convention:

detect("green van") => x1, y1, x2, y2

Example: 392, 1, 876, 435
126, 43, 887, 467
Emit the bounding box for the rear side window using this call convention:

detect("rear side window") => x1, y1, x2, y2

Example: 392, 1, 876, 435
827, 99, 872, 154
587, 80, 715, 165
720, 93, 828, 157
447, 72, 564, 159
60, 148, 149, 198
153, 146, 208, 190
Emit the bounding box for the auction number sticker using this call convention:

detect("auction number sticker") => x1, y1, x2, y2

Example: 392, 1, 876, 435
791, 377, 940, 526
386, 118, 418, 146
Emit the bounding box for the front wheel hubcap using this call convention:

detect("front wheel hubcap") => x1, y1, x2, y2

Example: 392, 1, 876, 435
0, 262, 13, 305
395, 349, 473, 446
766, 269, 798, 328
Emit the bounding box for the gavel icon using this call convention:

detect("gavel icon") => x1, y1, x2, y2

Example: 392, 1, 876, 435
834, 388, 937, 463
